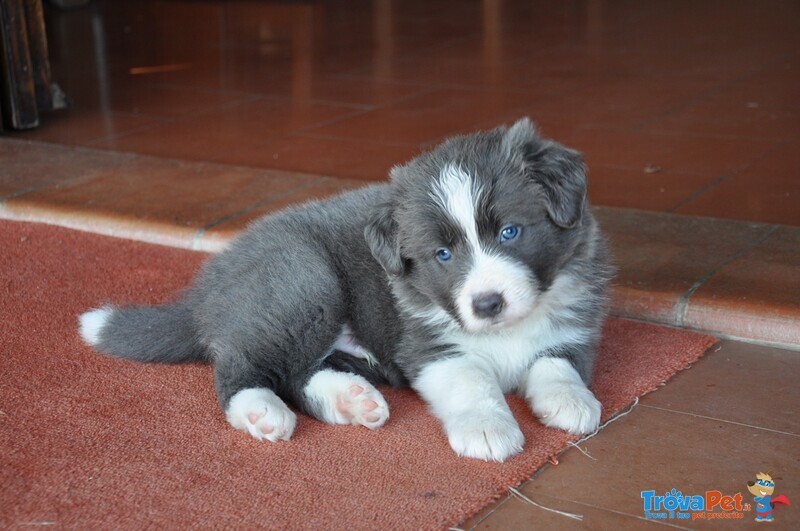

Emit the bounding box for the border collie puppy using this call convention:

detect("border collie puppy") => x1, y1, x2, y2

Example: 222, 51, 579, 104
79, 119, 612, 462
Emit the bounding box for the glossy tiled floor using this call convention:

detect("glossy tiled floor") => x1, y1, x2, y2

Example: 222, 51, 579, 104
1, 1, 799, 528
10, 0, 800, 224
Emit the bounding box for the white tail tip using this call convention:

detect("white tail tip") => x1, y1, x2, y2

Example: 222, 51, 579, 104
79, 307, 113, 346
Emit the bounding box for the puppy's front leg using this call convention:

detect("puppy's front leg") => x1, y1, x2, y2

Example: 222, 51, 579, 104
525, 356, 601, 435
414, 356, 524, 462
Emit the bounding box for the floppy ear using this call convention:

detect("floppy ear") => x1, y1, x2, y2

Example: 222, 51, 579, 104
364, 201, 404, 276
504, 118, 587, 229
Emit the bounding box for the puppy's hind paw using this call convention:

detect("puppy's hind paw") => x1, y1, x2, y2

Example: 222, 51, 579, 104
336, 382, 390, 429
304, 369, 389, 429
226, 388, 297, 442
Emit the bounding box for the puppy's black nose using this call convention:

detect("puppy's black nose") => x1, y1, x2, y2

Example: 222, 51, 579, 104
472, 292, 505, 318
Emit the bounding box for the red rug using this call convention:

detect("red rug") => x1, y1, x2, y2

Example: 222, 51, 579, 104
0, 220, 716, 529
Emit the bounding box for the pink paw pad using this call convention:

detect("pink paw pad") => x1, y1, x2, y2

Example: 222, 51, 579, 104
247, 412, 275, 435
336, 382, 389, 429
349, 385, 364, 397
226, 388, 297, 443
246, 410, 275, 435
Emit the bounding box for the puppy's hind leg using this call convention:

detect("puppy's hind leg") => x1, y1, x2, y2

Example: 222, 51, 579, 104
206, 247, 375, 439
214, 356, 297, 443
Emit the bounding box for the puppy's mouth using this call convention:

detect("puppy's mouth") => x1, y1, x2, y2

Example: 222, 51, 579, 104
464, 317, 517, 334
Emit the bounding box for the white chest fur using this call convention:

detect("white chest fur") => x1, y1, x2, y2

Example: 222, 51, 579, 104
444, 316, 586, 392
439, 271, 591, 392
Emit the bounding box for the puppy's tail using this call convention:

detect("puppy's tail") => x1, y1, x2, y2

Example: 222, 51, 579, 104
78, 301, 208, 364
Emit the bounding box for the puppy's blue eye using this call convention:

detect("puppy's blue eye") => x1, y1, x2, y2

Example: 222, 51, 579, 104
435, 248, 452, 262
499, 225, 520, 242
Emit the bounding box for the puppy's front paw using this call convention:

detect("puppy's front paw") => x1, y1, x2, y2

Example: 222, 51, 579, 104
226, 388, 297, 442
444, 413, 524, 462
530, 383, 601, 435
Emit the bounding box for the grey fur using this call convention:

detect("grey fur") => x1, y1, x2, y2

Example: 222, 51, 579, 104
90, 185, 407, 415
82, 118, 612, 436
96, 300, 207, 364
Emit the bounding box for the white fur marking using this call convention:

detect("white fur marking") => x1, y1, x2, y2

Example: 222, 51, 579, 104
431, 164, 483, 252
226, 388, 296, 442
526, 357, 601, 435
414, 356, 524, 462
304, 369, 389, 429
78, 307, 113, 346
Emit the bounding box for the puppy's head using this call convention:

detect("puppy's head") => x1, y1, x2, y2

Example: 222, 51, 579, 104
365, 118, 588, 333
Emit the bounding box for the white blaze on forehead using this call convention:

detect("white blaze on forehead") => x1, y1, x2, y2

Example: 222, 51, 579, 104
430, 164, 482, 252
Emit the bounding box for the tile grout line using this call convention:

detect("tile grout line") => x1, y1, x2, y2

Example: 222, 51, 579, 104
287, 130, 423, 149
589, 162, 710, 178
81, 94, 273, 148
579, 122, 799, 143
59, 80, 265, 121
1, 183, 57, 203
673, 224, 780, 327
0, 159, 131, 202
133, 79, 268, 100
0, 136, 138, 160
639, 404, 800, 438
199, 92, 410, 163
193, 176, 337, 250
611, 313, 800, 352
199, 176, 332, 231
524, 495, 694, 530
667, 140, 789, 214
463, 495, 512, 530
655, 129, 795, 143
82, 118, 178, 147
289, 86, 442, 136
632, 51, 798, 132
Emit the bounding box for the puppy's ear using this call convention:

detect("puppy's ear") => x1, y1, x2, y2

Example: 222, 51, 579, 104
504, 117, 539, 148
528, 141, 587, 228
504, 118, 587, 229
364, 201, 404, 276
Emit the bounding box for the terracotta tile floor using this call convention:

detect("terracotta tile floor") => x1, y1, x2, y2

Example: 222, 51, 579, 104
2, 0, 799, 528
462, 342, 800, 530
